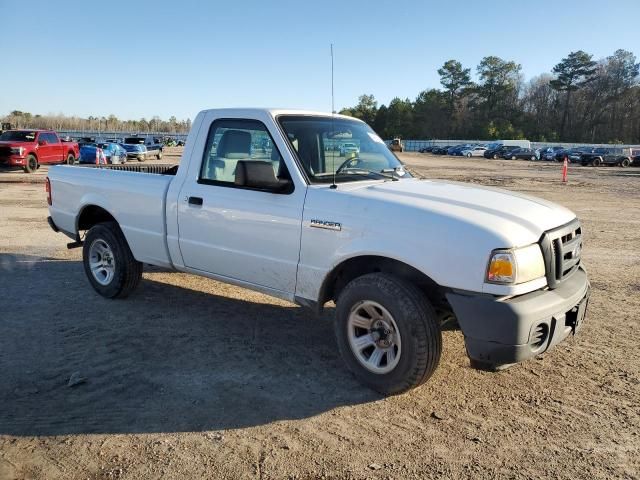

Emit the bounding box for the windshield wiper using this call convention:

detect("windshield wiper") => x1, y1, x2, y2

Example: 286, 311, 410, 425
338, 167, 399, 181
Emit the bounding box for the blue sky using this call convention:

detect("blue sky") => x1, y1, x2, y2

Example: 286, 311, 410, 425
1, 0, 638, 122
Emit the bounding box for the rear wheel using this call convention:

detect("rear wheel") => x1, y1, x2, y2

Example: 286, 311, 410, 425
511, 155, 516, 160
82, 221, 143, 299
592, 158, 602, 167
66, 153, 75, 165
620, 158, 630, 168
466, 153, 472, 157
156, 151, 163, 160
493, 154, 498, 159
530, 155, 536, 161
24, 154, 38, 173
334, 273, 442, 395
137, 154, 146, 162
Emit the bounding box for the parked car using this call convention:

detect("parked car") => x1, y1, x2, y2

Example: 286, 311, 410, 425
339, 142, 360, 156
79, 142, 127, 165
432, 145, 452, 154
448, 144, 473, 156
555, 147, 594, 163
47, 108, 590, 395
503, 147, 538, 161
419, 146, 434, 153
122, 137, 149, 162
483, 145, 518, 159
0, 129, 79, 173
461, 146, 487, 157
541, 146, 564, 161
580, 147, 633, 167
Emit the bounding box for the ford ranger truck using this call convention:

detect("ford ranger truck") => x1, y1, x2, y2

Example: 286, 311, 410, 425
46, 108, 590, 395
0, 129, 79, 173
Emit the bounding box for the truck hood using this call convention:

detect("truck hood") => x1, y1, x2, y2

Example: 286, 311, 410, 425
0, 141, 30, 147
345, 178, 576, 247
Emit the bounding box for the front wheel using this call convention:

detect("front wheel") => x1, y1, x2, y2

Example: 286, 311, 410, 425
82, 222, 143, 299
466, 153, 472, 157
620, 158, 630, 168
66, 153, 75, 165
156, 151, 163, 160
592, 158, 602, 167
530, 155, 536, 161
24, 154, 38, 173
492, 154, 498, 159
334, 273, 442, 395
137, 154, 146, 162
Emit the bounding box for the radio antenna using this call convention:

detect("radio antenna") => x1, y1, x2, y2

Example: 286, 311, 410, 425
330, 43, 337, 189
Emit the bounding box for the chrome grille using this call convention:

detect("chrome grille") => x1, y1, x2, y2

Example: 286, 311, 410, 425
540, 218, 583, 289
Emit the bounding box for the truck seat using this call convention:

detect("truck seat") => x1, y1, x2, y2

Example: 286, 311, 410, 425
206, 130, 251, 182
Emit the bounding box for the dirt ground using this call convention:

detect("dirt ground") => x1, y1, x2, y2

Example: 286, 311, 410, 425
0, 150, 638, 479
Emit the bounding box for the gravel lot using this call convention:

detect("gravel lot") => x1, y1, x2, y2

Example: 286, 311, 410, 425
1, 150, 638, 479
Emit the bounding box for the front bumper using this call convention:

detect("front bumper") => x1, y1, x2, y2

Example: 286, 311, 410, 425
0, 155, 26, 166
446, 267, 590, 367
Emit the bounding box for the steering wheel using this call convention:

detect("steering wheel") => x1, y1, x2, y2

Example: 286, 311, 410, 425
335, 155, 363, 174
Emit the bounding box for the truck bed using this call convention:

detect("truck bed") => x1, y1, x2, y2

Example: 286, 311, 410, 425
48, 165, 176, 267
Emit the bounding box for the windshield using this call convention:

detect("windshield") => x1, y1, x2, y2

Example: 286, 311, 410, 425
278, 115, 410, 183
0, 131, 37, 142
124, 137, 145, 144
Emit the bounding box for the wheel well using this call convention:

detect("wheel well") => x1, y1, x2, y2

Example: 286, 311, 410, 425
77, 205, 116, 232
319, 256, 456, 327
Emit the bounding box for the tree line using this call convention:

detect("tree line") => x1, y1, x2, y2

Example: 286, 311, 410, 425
339, 49, 640, 144
1, 111, 192, 134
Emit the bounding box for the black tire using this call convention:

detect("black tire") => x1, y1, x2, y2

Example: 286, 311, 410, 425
66, 153, 75, 165
530, 155, 536, 161
620, 158, 630, 168
466, 153, 472, 157
492, 154, 498, 159
511, 155, 516, 160
82, 221, 142, 299
24, 154, 38, 173
156, 151, 163, 160
137, 154, 146, 162
592, 158, 602, 167
334, 273, 442, 395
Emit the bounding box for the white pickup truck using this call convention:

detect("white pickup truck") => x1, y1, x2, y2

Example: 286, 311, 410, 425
47, 108, 590, 394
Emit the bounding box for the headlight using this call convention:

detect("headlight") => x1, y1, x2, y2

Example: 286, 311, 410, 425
486, 244, 546, 284
10, 147, 24, 155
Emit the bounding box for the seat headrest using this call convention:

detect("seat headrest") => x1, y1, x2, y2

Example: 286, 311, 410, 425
217, 130, 251, 159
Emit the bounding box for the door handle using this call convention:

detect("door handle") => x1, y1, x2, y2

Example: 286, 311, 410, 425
188, 196, 203, 206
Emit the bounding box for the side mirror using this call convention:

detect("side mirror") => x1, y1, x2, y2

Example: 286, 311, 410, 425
38, 140, 47, 146
235, 161, 292, 193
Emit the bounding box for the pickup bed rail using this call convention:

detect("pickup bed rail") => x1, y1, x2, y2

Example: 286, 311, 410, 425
77, 163, 178, 175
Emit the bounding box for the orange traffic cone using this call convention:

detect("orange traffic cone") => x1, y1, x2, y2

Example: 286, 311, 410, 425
562, 157, 568, 183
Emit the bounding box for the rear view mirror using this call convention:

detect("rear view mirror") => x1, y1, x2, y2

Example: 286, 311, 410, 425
235, 161, 292, 193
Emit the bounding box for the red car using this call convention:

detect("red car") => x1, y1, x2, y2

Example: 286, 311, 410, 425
0, 129, 79, 173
